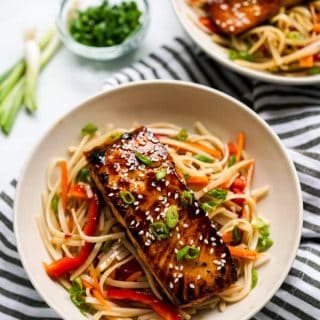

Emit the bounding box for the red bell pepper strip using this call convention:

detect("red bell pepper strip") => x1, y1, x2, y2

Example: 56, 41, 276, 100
105, 289, 182, 320
68, 183, 88, 199
44, 193, 99, 278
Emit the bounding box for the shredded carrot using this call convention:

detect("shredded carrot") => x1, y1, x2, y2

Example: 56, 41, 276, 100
187, 141, 222, 159
228, 246, 258, 260
314, 23, 320, 33
186, 175, 209, 188
236, 132, 245, 162
222, 232, 233, 243
228, 142, 237, 155
82, 279, 94, 289
89, 265, 101, 293
125, 271, 142, 282
59, 160, 68, 211
299, 55, 314, 68
93, 288, 107, 305
67, 216, 74, 232
310, 4, 317, 24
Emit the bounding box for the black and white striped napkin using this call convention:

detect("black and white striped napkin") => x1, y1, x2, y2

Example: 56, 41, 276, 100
1, 37, 320, 320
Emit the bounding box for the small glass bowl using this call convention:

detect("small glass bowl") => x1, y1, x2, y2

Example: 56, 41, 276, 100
56, 0, 150, 60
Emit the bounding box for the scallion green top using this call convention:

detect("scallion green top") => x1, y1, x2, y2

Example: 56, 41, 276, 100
69, 0, 142, 47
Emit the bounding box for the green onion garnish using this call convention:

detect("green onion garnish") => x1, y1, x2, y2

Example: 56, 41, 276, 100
150, 222, 170, 240
287, 31, 304, 40
201, 201, 216, 212
181, 190, 193, 206
165, 205, 179, 229
135, 151, 154, 166
69, 1, 142, 48
101, 240, 113, 252
194, 154, 214, 163
251, 268, 258, 289
175, 129, 188, 141
176, 246, 200, 262
76, 167, 91, 184
110, 131, 122, 140
119, 190, 135, 204
207, 188, 227, 200
156, 168, 167, 181
229, 50, 254, 62
232, 226, 241, 243
228, 154, 236, 167
81, 123, 97, 136
51, 193, 59, 215
308, 66, 320, 75
257, 236, 273, 252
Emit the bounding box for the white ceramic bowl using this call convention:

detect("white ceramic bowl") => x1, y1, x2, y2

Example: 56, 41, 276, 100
14, 81, 303, 320
171, 0, 320, 85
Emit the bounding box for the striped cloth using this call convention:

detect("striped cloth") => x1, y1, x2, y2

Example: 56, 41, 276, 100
1, 37, 320, 320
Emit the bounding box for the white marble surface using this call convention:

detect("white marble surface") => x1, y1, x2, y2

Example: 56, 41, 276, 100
0, 0, 184, 189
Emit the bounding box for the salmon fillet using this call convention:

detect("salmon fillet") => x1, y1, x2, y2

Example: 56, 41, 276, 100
209, 0, 306, 35
85, 127, 237, 306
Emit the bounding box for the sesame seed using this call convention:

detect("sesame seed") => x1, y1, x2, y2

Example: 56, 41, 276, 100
183, 223, 189, 228
156, 187, 162, 192
174, 278, 179, 283
108, 193, 114, 197
189, 283, 195, 289
174, 193, 179, 199
210, 248, 214, 254
199, 234, 203, 241
221, 253, 226, 258
169, 282, 174, 289
204, 239, 209, 244
197, 274, 201, 280
134, 201, 139, 206
195, 209, 200, 215
139, 230, 144, 235
137, 194, 143, 199
169, 263, 174, 269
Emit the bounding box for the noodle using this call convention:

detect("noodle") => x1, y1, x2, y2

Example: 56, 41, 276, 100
39, 122, 272, 319
187, 0, 320, 76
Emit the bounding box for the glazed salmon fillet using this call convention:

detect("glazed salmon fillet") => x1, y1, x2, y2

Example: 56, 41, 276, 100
85, 127, 237, 306
209, 0, 305, 35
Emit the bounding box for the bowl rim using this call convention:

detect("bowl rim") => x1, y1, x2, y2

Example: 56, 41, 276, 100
14, 80, 303, 320
56, 0, 150, 55
171, 0, 320, 86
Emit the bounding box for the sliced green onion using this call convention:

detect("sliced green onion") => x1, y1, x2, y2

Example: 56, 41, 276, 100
69, 277, 93, 314
150, 222, 170, 240
228, 154, 236, 167
76, 167, 91, 184
156, 168, 167, 181
207, 188, 227, 200
81, 123, 98, 136
184, 173, 190, 180
119, 190, 135, 204
201, 201, 216, 212
232, 226, 241, 243
175, 129, 188, 141
135, 151, 154, 166
287, 31, 304, 40
176, 246, 199, 262
194, 154, 214, 163
251, 268, 258, 289
308, 66, 320, 75
165, 205, 179, 229
229, 50, 254, 61
110, 131, 122, 140
181, 190, 193, 206
260, 225, 270, 237
257, 236, 273, 252
51, 193, 59, 215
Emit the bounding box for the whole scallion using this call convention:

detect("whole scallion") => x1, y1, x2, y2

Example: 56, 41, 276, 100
0, 27, 61, 135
